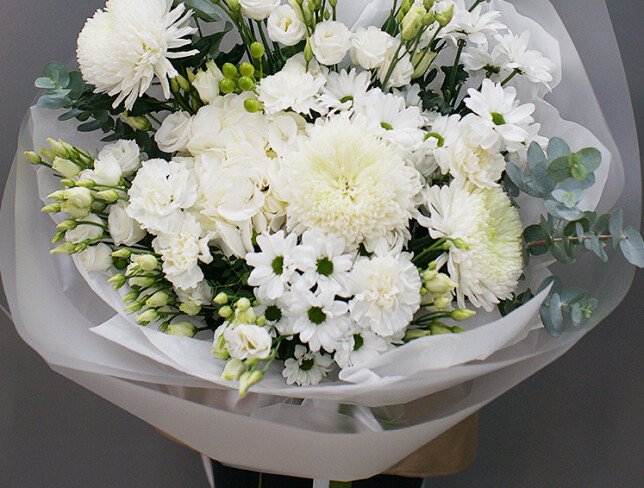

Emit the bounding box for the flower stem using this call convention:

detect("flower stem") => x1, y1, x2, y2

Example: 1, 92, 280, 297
501, 68, 520, 86
469, 0, 486, 12
526, 234, 613, 248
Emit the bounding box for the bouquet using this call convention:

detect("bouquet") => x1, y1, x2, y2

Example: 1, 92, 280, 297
2, 0, 641, 482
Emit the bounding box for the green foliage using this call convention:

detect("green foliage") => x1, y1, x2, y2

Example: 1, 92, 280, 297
173, 23, 233, 70
36, 62, 85, 110
538, 278, 598, 337
174, 0, 222, 22
499, 289, 535, 317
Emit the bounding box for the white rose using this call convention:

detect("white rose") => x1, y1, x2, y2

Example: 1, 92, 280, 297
78, 243, 113, 272
239, 0, 280, 21
66, 214, 105, 243
378, 44, 415, 89
108, 201, 147, 246
310, 21, 352, 66
155, 111, 193, 154
193, 61, 224, 104
267, 5, 306, 46
52, 157, 82, 179
351, 27, 396, 70
98, 140, 140, 176
224, 324, 273, 360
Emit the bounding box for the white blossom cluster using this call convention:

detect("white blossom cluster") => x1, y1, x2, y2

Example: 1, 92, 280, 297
56, 0, 561, 389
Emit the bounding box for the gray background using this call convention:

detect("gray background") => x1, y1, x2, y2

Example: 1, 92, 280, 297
0, 1, 641, 487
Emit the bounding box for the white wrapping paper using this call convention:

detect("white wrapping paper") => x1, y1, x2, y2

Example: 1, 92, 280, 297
0, 0, 640, 481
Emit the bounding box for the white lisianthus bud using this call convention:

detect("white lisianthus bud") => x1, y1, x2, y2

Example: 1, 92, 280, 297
378, 44, 415, 89
61, 187, 93, 218
108, 274, 127, 289
193, 61, 224, 104
146, 291, 170, 308
239, 370, 264, 397
51, 242, 78, 255
120, 113, 152, 132
136, 309, 159, 325
179, 300, 202, 316
224, 324, 272, 361
401, 5, 427, 41
65, 214, 104, 243
433, 293, 453, 309
98, 140, 141, 176
214, 292, 229, 305
155, 111, 193, 154
310, 21, 352, 66
78, 243, 113, 272
95, 190, 120, 203
167, 321, 197, 337
108, 202, 147, 246
135, 254, 158, 272
412, 49, 437, 78
425, 272, 457, 294
239, 0, 280, 20
450, 309, 476, 321
236, 297, 252, 311
52, 157, 82, 178
350, 27, 396, 70
221, 358, 247, 381
267, 5, 306, 46
212, 325, 231, 360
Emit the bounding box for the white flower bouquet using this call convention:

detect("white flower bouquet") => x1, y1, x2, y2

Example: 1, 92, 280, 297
1, 0, 641, 482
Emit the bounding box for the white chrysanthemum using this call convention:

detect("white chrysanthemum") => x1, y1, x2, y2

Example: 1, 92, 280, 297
492, 31, 556, 85
347, 250, 422, 338
334, 330, 390, 369
282, 345, 333, 386
246, 231, 298, 300
282, 117, 422, 250
418, 183, 523, 311
318, 69, 370, 114
441, 2, 506, 45
77, 0, 197, 110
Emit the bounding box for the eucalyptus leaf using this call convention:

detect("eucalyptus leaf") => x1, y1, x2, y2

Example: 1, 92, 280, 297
176, 0, 222, 22
619, 226, 644, 267
547, 155, 571, 182
547, 137, 571, 161
35, 77, 57, 89
577, 147, 602, 172
608, 209, 623, 249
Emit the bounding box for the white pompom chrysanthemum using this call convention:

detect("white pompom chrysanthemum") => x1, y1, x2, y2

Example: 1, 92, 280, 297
419, 183, 523, 311
77, 0, 197, 110
282, 117, 422, 250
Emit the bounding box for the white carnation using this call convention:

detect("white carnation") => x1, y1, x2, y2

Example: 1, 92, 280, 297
418, 183, 523, 311
310, 21, 352, 66
176, 280, 214, 306
282, 117, 422, 250
347, 250, 422, 338
108, 201, 147, 246
153, 214, 212, 290
350, 26, 395, 70
127, 158, 198, 235
155, 111, 193, 154
267, 5, 306, 46
77, 0, 197, 110
239, 0, 280, 21
224, 324, 273, 361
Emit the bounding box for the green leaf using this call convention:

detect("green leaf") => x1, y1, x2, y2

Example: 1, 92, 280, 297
540, 292, 564, 337
619, 226, 644, 267
577, 147, 602, 173
547, 155, 571, 182
608, 209, 623, 249
36, 96, 67, 109
547, 138, 571, 161
527, 141, 546, 169
176, 0, 222, 22
42, 61, 69, 86
35, 77, 56, 89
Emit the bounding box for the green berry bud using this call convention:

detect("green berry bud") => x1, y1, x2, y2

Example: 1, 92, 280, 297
222, 63, 238, 79
250, 42, 265, 60
219, 78, 236, 94
238, 76, 254, 91
243, 98, 263, 113
239, 62, 255, 78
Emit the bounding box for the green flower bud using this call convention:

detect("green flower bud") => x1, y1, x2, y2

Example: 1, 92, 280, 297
124, 301, 144, 313
186, 68, 196, 84
238, 76, 254, 91
412, 49, 437, 79
239, 370, 263, 397
95, 190, 120, 203
430, 323, 452, 335
176, 74, 190, 91
24, 151, 43, 164
250, 42, 265, 60
227, 0, 241, 12
434, 4, 454, 27
41, 203, 62, 213
47, 138, 70, 158
75, 180, 96, 189
108, 274, 127, 290
63, 187, 93, 207
221, 358, 247, 381
424, 0, 436, 9
401, 6, 426, 41
60, 178, 76, 187
304, 38, 314, 64
212, 332, 230, 360
236, 297, 252, 311
434, 294, 453, 309
450, 309, 476, 321
222, 63, 238, 79
146, 291, 170, 308
112, 248, 132, 259
243, 98, 263, 113
48, 190, 66, 201
170, 77, 180, 93
404, 328, 432, 341
123, 290, 140, 303
425, 273, 457, 294
422, 12, 435, 26
51, 230, 66, 244
136, 309, 159, 325
401, 0, 411, 14
56, 220, 78, 231
213, 292, 229, 305
74, 242, 89, 253
167, 321, 197, 337
452, 238, 470, 250
236, 308, 257, 325
50, 242, 77, 255
134, 254, 158, 271
421, 268, 438, 283
329, 0, 338, 6
219, 306, 233, 319
239, 62, 255, 78
219, 78, 236, 94
256, 315, 267, 327
39, 148, 56, 161
450, 325, 465, 333
129, 277, 157, 288
179, 300, 202, 316
120, 113, 152, 132
324, 9, 331, 20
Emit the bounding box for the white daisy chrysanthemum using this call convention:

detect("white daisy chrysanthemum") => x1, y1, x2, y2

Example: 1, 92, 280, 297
318, 69, 371, 114
282, 345, 333, 386
464, 79, 535, 151
246, 231, 298, 300
334, 330, 389, 369
293, 230, 355, 297
282, 117, 422, 251
492, 31, 556, 85
418, 183, 523, 311
285, 282, 350, 352
440, 1, 506, 46
347, 249, 422, 338
77, 0, 197, 110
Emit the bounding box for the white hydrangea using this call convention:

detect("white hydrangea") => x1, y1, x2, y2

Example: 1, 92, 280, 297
77, 0, 197, 110
418, 183, 523, 311
347, 249, 422, 338
281, 117, 422, 251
